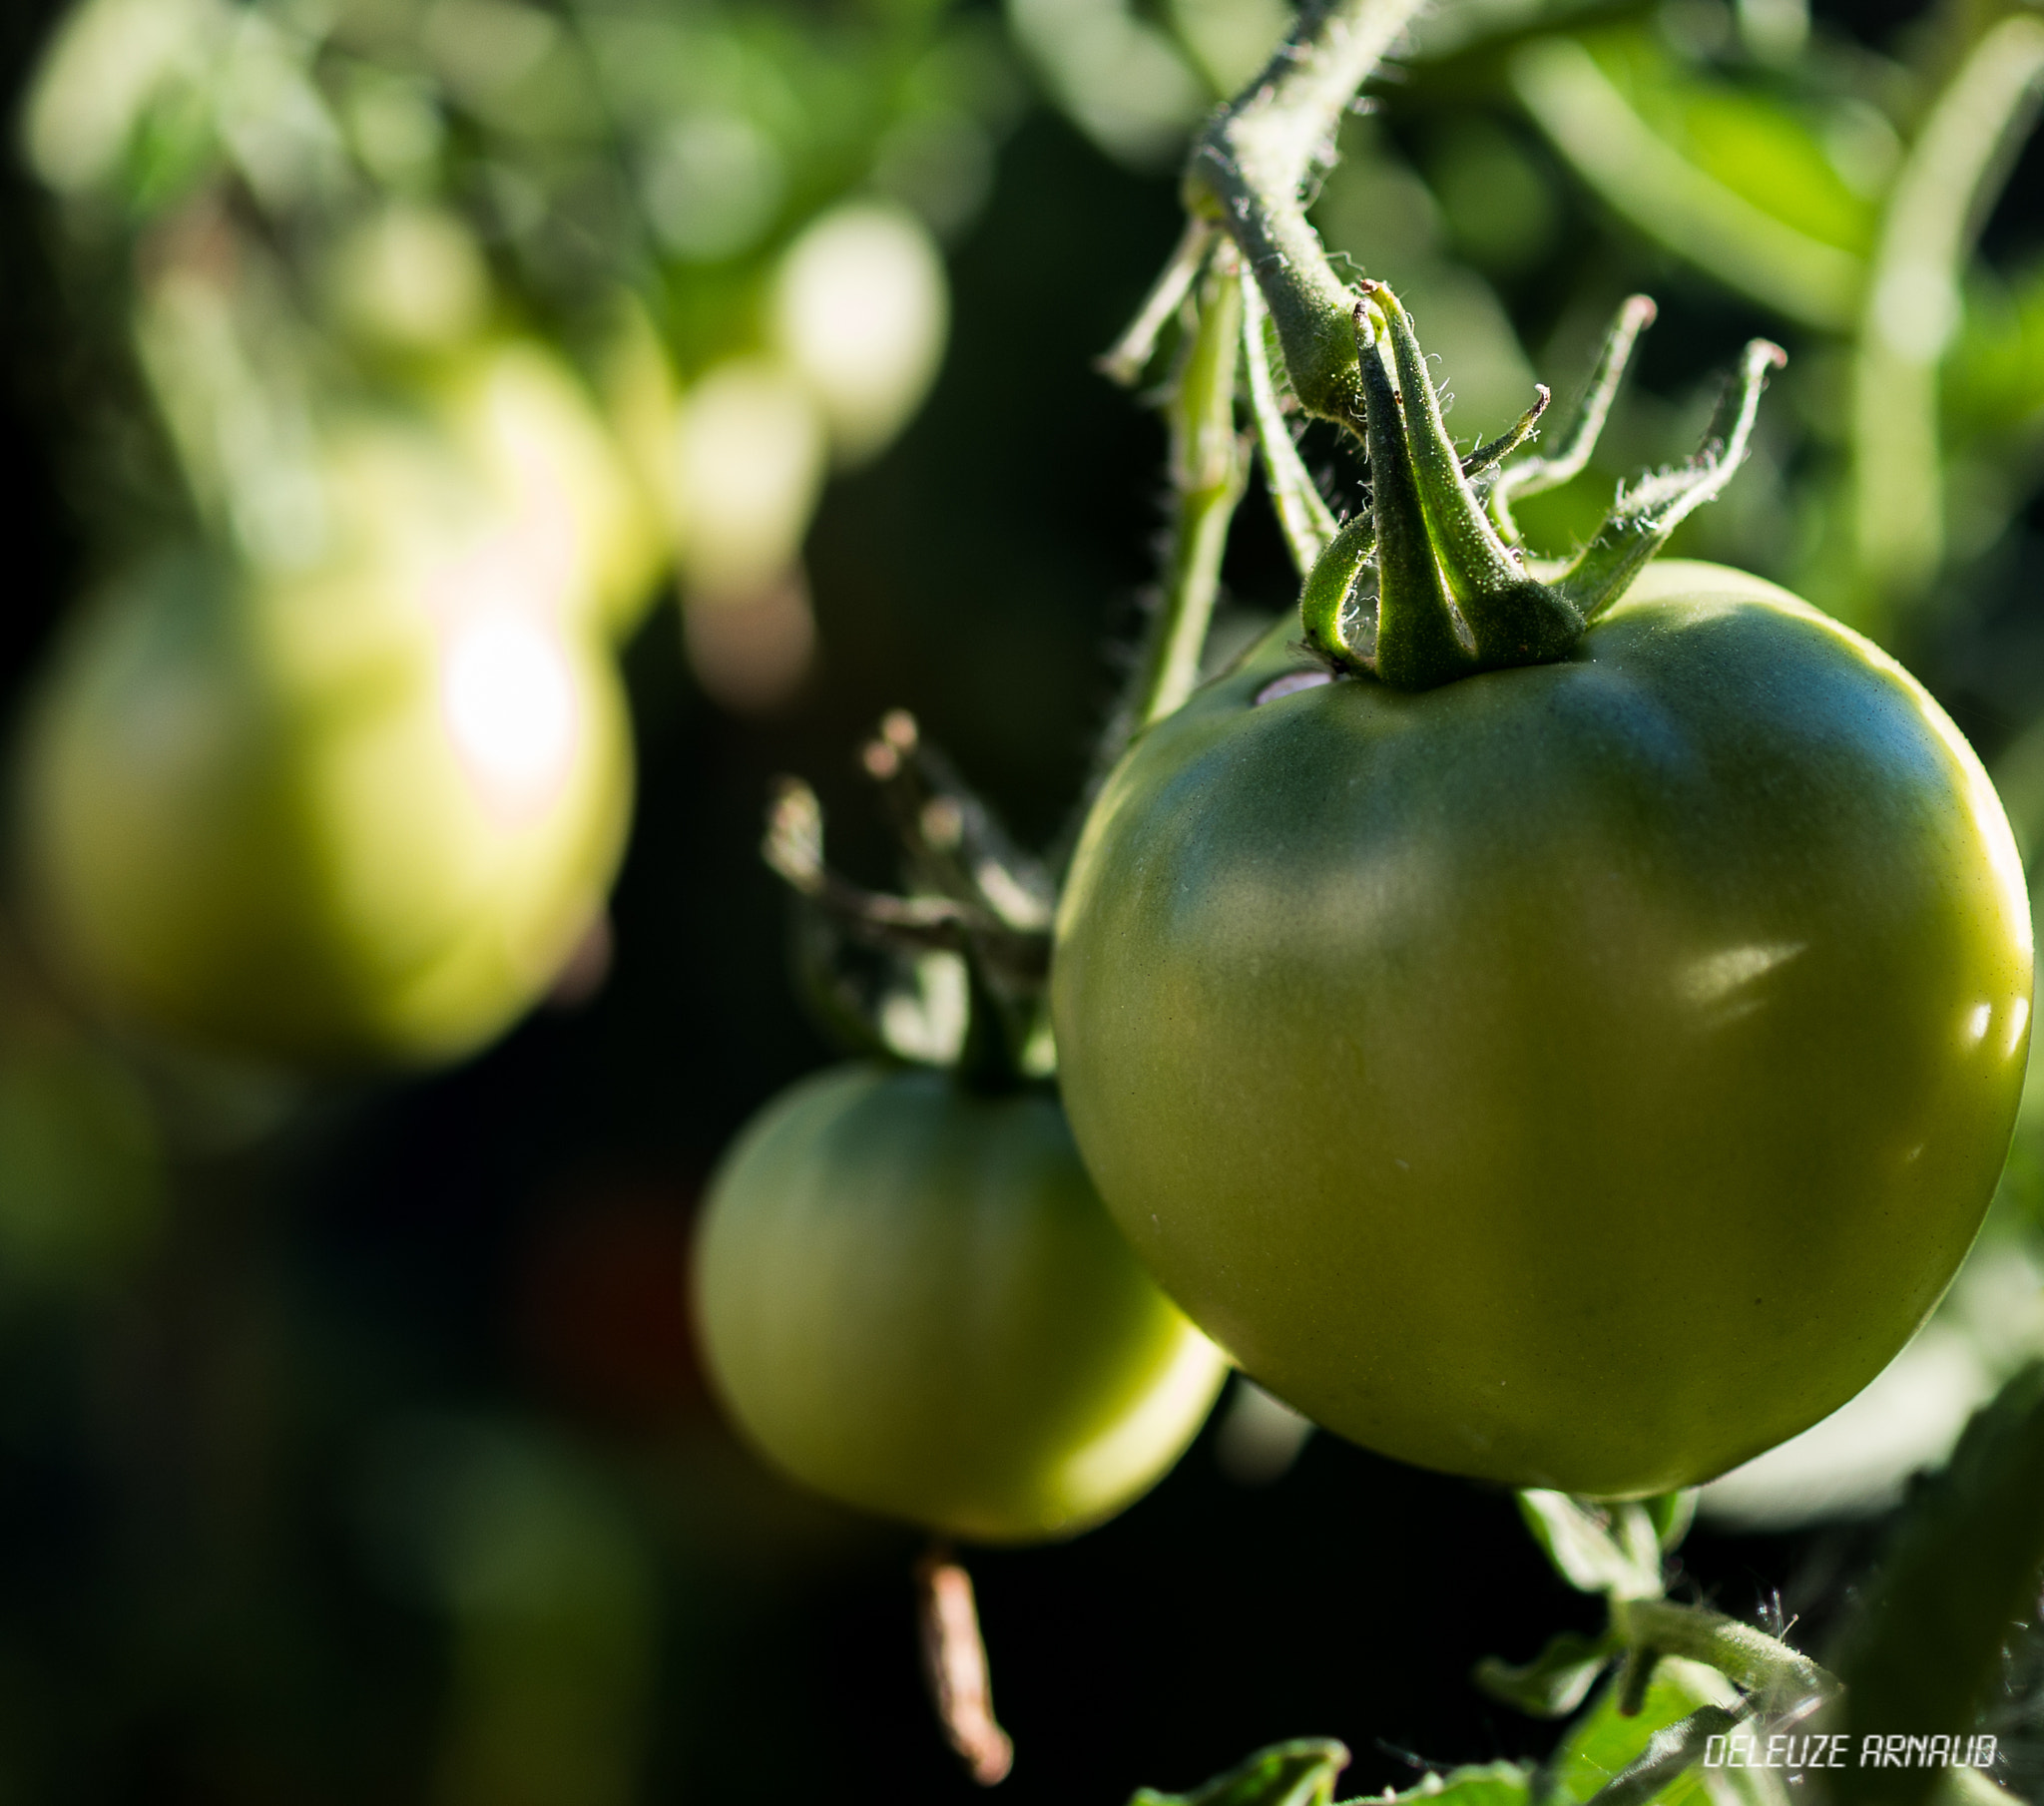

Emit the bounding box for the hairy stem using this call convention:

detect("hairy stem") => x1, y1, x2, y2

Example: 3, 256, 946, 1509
1100, 219, 1216, 387
1183, 0, 1431, 433
1126, 257, 1248, 736
1612, 1598, 1835, 1708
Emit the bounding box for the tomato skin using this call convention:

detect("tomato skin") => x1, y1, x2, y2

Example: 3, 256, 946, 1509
1051, 560, 2033, 1499
692, 1064, 1229, 1544
17, 550, 631, 1069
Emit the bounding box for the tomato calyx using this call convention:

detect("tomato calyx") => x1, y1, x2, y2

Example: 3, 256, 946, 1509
1302, 286, 1788, 691
762, 712, 1052, 1086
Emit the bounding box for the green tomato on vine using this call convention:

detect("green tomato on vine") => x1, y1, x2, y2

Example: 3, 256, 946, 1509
692, 738, 1227, 1546
695, 1062, 1227, 1543
1053, 281, 2033, 1499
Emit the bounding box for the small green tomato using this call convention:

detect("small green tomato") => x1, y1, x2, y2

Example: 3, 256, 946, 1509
692, 1063, 1229, 1543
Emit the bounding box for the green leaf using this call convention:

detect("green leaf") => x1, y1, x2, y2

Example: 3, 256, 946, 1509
1509, 31, 1866, 331
1474, 1629, 1619, 1719
1130, 1739, 1350, 1806
1546, 1656, 1748, 1806
1516, 1492, 1664, 1598
1365, 1762, 1533, 1806
1945, 261, 2044, 446
1830, 1361, 2044, 1806
1131, 1745, 1536, 1806
1641, 1491, 1698, 1555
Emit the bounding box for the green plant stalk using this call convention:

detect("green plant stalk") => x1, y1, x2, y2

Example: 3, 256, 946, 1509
1183, 0, 1433, 433
1128, 264, 1249, 734
1102, 220, 1217, 388
1850, 15, 2044, 628
1610, 1598, 1834, 1707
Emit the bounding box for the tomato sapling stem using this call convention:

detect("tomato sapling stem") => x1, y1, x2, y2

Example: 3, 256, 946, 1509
914, 1547, 1015, 1786
1613, 1644, 1659, 1717
1120, 253, 1249, 745
1610, 1597, 1834, 1707
761, 777, 1049, 1006
1100, 218, 1217, 388
860, 712, 1054, 934
1180, 0, 1433, 433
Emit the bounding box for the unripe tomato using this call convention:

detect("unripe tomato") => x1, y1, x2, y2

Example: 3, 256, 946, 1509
1052, 560, 2033, 1499
423, 341, 668, 646
16, 542, 631, 1070
692, 1064, 1229, 1543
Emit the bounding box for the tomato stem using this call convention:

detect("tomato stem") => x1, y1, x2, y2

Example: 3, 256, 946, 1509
1610, 1597, 1836, 1708
1489, 295, 1657, 549
914, 1547, 1015, 1787
1120, 253, 1249, 742
1099, 218, 1216, 388
860, 713, 1055, 935
1179, 0, 1432, 434
759, 776, 1050, 1066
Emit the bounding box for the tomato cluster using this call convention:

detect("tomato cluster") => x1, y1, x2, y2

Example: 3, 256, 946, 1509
695, 281, 2032, 1535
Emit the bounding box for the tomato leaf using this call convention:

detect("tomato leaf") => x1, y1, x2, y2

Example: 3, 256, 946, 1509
1359, 1762, 1533, 1806
1641, 1491, 1698, 1555
1546, 1656, 1748, 1806
1474, 1629, 1619, 1719
1128, 1738, 1350, 1806
1945, 262, 2044, 446
1829, 1360, 2044, 1806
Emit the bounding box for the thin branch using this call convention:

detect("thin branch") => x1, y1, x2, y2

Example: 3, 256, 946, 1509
861, 712, 1055, 932
1612, 1597, 1836, 1708
762, 778, 1048, 983
1120, 253, 1249, 741
1100, 218, 1216, 387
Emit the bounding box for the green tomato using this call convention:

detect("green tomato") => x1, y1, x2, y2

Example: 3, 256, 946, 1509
1051, 560, 2033, 1499
692, 1064, 1229, 1543
423, 341, 668, 647
17, 546, 631, 1070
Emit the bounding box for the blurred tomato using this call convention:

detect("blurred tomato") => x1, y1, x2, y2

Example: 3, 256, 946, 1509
16, 524, 632, 1069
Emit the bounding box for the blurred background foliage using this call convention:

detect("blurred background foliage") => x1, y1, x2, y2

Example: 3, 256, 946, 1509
2, 0, 2044, 1797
